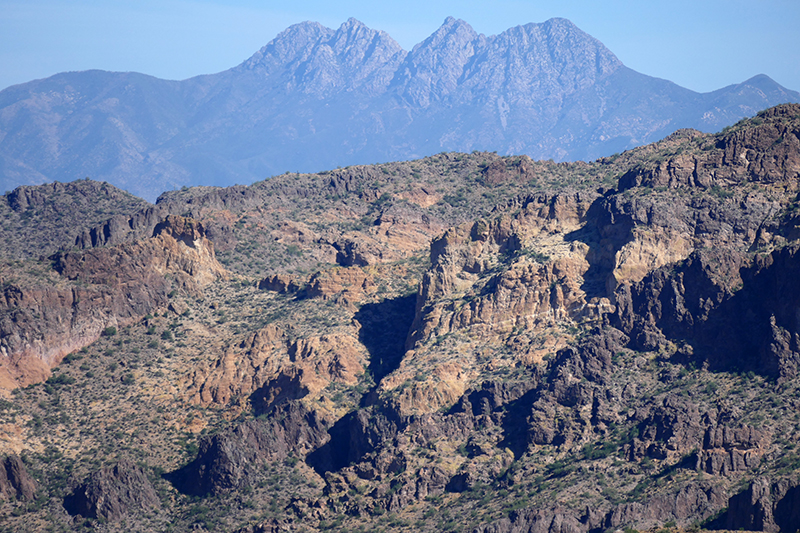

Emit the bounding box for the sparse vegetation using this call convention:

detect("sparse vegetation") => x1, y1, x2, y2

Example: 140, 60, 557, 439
2, 106, 800, 532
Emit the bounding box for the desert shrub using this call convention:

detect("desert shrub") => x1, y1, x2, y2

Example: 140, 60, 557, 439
46, 374, 76, 387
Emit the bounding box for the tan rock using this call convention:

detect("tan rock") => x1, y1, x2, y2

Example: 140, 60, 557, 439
305, 267, 377, 306
188, 325, 368, 410
0, 215, 226, 390
397, 185, 442, 208
612, 227, 693, 287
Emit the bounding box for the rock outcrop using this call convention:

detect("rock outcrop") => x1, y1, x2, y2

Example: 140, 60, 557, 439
618, 104, 800, 192
171, 401, 329, 495
697, 425, 769, 475
472, 482, 727, 533
187, 325, 368, 411
375, 192, 598, 414
614, 243, 800, 381
1, 180, 149, 260
0, 455, 35, 501
63, 460, 160, 521
722, 477, 800, 532
0, 214, 225, 389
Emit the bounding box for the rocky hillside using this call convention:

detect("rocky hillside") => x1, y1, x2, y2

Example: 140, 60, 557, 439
1, 104, 800, 532
1, 18, 798, 201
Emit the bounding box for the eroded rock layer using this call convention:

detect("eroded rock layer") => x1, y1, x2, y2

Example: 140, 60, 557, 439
2, 105, 800, 533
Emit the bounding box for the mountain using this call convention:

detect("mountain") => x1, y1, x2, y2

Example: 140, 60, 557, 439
1, 17, 798, 201
1, 104, 800, 531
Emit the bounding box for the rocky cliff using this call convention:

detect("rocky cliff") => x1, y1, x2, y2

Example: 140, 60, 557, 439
0, 214, 225, 389
1, 105, 800, 532
0, 455, 35, 501
63, 460, 160, 521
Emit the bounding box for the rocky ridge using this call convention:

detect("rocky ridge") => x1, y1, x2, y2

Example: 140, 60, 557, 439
0, 213, 225, 389
1, 19, 798, 200
0, 105, 800, 531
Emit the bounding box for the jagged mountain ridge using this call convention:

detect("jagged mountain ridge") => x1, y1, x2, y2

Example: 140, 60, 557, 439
1, 105, 800, 531
1, 17, 798, 201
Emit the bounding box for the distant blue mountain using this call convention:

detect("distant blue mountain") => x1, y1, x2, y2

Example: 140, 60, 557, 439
1, 17, 797, 201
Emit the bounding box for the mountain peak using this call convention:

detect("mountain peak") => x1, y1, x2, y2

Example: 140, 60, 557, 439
331, 17, 396, 47
541, 16, 579, 29
397, 17, 480, 106
740, 73, 780, 89
440, 16, 474, 31
2, 18, 798, 200
429, 16, 478, 42
339, 17, 368, 33
489, 17, 623, 83
241, 20, 333, 70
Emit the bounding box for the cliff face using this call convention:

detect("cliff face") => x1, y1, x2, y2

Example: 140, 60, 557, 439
368, 107, 800, 415
160, 106, 800, 533
0, 179, 149, 260
0, 214, 225, 389
618, 106, 800, 191
2, 105, 800, 532
0, 455, 35, 501
63, 460, 160, 521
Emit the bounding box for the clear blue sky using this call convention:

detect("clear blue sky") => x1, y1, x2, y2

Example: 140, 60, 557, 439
2, 0, 799, 93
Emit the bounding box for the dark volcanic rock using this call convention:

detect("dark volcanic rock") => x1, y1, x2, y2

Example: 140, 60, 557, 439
0, 455, 35, 501
550, 328, 628, 386
697, 425, 768, 475
604, 482, 727, 530
619, 104, 800, 191
627, 394, 704, 462
495, 330, 626, 453
171, 401, 329, 495
307, 404, 404, 476
473, 482, 726, 533
471, 507, 586, 533
723, 477, 800, 532
74, 205, 168, 250
0, 180, 150, 261
63, 460, 160, 521
614, 243, 800, 381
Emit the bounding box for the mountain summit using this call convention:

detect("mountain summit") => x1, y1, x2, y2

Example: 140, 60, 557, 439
240, 18, 406, 97
0, 17, 797, 200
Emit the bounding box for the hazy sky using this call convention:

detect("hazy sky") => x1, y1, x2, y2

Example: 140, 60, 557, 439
2, 0, 799, 93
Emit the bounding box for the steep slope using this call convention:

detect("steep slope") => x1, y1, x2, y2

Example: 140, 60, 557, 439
0, 214, 225, 389
1, 18, 797, 200
0, 105, 800, 532
0, 179, 149, 260
0, 71, 189, 197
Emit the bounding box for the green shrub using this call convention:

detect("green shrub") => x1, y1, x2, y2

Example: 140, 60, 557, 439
46, 374, 76, 387
62, 352, 82, 364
